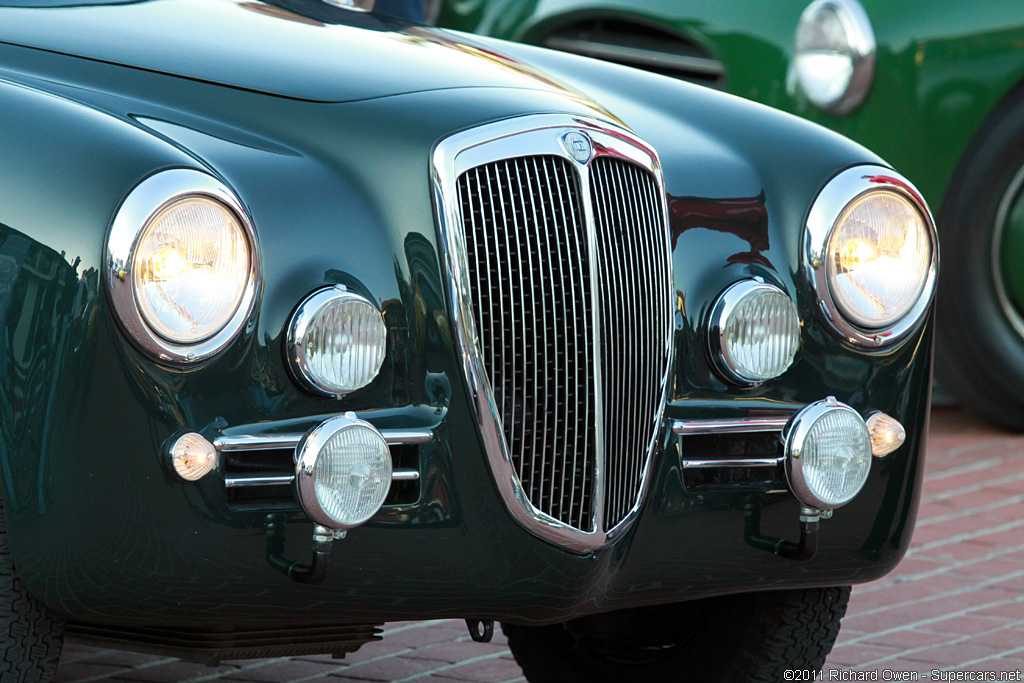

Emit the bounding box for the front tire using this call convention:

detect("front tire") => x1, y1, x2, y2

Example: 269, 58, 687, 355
503, 586, 850, 683
935, 88, 1024, 431
0, 497, 64, 683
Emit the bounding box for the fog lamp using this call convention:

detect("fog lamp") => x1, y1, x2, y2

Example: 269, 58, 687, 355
169, 432, 217, 481
295, 413, 392, 530
708, 279, 800, 385
785, 397, 871, 509
288, 287, 387, 397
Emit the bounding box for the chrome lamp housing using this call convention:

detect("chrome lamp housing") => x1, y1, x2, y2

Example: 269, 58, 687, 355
784, 398, 872, 510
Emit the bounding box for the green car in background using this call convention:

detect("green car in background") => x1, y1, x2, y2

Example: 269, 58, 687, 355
441, 0, 1024, 430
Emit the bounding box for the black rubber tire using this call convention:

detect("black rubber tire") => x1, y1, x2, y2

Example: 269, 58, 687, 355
935, 87, 1024, 431
0, 497, 64, 683
503, 586, 850, 683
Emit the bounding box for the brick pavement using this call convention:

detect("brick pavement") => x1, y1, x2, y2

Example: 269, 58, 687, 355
53, 407, 1024, 682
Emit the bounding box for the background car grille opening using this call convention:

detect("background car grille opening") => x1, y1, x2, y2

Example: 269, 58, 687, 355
456, 151, 672, 534
542, 19, 725, 88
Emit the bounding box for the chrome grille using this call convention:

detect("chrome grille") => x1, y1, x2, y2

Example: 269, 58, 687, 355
458, 156, 596, 530
590, 156, 674, 529
453, 141, 672, 536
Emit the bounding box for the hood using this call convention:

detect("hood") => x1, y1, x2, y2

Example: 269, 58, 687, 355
0, 0, 587, 102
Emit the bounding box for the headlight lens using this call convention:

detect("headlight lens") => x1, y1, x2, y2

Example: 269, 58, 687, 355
709, 280, 800, 384
827, 191, 932, 328
133, 196, 252, 343
793, 0, 875, 115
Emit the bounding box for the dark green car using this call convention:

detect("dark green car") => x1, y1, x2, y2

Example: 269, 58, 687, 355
441, 0, 1024, 430
0, 1, 935, 681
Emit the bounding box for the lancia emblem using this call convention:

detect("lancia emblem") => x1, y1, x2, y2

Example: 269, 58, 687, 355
563, 132, 592, 163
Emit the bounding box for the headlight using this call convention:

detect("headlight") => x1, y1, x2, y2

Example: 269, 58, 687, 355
708, 279, 800, 385
793, 0, 875, 115
106, 169, 258, 363
805, 165, 937, 347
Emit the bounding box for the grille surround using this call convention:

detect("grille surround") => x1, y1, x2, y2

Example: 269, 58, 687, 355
433, 115, 674, 552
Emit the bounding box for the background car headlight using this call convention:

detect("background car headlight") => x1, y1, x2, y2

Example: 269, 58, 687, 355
106, 169, 259, 363
793, 0, 875, 115
805, 165, 937, 348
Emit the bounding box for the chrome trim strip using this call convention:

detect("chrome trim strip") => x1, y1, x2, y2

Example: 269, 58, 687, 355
224, 467, 419, 489
214, 429, 434, 452
672, 417, 792, 435
225, 474, 295, 488
432, 114, 674, 553
682, 457, 782, 469
391, 468, 420, 482
804, 165, 938, 348
215, 435, 301, 452
104, 168, 260, 364
544, 37, 725, 77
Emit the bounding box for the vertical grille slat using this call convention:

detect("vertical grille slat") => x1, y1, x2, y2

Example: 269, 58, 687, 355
455, 142, 671, 537
590, 156, 671, 530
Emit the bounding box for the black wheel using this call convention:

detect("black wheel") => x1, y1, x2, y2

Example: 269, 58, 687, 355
503, 586, 850, 683
0, 497, 64, 683
935, 87, 1024, 430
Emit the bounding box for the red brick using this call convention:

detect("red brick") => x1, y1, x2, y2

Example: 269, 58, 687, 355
430, 656, 522, 682
902, 643, 1007, 667
824, 643, 904, 667
922, 615, 1012, 634
404, 641, 510, 664
53, 663, 132, 683
862, 629, 953, 650
221, 659, 348, 682
329, 655, 445, 681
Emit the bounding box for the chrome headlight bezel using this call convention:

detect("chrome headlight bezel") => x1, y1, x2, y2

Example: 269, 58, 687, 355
105, 168, 259, 364
804, 165, 938, 348
793, 0, 876, 116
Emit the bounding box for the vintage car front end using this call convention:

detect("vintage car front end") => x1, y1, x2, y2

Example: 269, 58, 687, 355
0, 1, 935, 680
